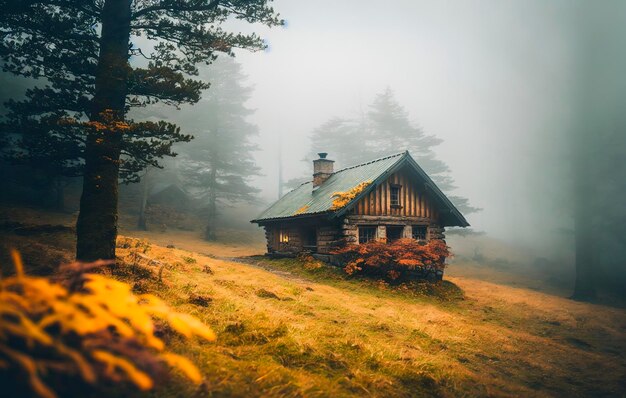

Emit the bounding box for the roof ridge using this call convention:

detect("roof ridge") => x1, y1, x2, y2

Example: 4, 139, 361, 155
279, 152, 405, 196
333, 151, 406, 174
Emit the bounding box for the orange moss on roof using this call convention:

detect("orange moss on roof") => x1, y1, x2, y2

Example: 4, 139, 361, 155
330, 181, 371, 210
294, 205, 310, 215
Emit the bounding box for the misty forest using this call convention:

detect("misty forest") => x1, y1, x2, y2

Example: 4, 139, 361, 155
0, 1, 625, 397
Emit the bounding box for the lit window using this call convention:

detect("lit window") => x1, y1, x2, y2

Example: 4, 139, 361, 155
390, 185, 401, 207
358, 226, 376, 244
279, 230, 289, 243
412, 225, 428, 241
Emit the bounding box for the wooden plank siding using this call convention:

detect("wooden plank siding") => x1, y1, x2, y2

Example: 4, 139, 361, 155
352, 169, 438, 221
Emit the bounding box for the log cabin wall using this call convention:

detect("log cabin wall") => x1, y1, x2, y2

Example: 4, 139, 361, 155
352, 169, 439, 220
316, 225, 341, 254
264, 224, 302, 253
263, 219, 342, 254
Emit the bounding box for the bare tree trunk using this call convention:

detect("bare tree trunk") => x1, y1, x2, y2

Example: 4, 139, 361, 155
53, 177, 65, 212
76, 0, 131, 261
278, 135, 283, 199
137, 169, 150, 230
204, 164, 217, 241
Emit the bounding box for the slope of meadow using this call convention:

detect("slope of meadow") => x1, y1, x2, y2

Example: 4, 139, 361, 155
1, 206, 625, 397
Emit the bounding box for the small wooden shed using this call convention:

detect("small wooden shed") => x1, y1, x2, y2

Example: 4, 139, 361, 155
251, 151, 468, 261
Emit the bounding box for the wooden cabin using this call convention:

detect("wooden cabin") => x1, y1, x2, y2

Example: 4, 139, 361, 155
251, 151, 468, 262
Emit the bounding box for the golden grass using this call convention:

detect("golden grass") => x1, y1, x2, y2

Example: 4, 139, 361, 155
109, 237, 626, 398
2, 206, 625, 397
124, 228, 266, 258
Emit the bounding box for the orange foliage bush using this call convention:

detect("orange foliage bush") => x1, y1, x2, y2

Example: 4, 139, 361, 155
0, 251, 215, 398
332, 238, 450, 281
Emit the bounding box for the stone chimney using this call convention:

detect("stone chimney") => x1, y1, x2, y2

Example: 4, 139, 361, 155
313, 152, 334, 188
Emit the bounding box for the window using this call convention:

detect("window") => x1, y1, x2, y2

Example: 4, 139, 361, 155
358, 226, 376, 244
390, 185, 401, 207
412, 225, 428, 241
386, 226, 404, 242
279, 229, 289, 243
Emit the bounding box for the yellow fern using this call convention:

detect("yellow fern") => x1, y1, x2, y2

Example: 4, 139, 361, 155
0, 250, 216, 398
161, 353, 203, 384
92, 350, 153, 391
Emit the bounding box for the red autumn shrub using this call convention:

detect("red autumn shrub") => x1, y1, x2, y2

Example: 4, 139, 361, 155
332, 238, 450, 281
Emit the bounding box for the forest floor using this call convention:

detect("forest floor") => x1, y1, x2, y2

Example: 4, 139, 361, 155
1, 206, 625, 397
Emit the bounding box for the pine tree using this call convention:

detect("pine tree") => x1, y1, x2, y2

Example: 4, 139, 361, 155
175, 57, 261, 241
307, 88, 480, 217
0, 0, 282, 260
366, 88, 454, 191
569, 3, 626, 300
306, 117, 371, 169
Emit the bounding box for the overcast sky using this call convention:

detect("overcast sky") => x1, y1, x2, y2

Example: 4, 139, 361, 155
227, 0, 579, 244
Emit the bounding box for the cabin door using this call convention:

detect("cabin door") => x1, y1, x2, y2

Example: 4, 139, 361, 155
302, 227, 317, 252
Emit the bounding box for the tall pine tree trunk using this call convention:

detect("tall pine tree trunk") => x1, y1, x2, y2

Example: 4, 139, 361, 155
76, 0, 131, 261
203, 128, 219, 241
53, 177, 65, 212
277, 137, 283, 199
204, 165, 218, 241
137, 169, 150, 230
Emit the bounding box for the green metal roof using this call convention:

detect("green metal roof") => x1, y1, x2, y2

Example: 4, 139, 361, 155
251, 151, 469, 227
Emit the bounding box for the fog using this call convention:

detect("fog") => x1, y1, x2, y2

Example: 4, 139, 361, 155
1, 0, 624, 297
2, 4, 626, 395
231, 0, 579, 246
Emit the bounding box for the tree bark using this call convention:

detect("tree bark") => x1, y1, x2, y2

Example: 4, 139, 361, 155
76, 0, 131, 261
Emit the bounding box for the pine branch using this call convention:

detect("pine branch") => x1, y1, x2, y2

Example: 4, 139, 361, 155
132, 0, 222, 19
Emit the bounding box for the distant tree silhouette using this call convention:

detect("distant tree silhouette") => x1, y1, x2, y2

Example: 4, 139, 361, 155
307, 88, 481, 218
570, 4, 626, 300
175, 58, 261, 241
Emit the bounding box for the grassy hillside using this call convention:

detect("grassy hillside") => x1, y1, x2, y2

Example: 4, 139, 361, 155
1, 206, 625, 397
